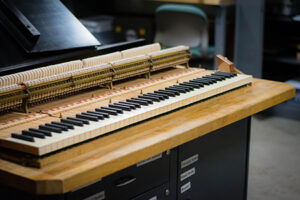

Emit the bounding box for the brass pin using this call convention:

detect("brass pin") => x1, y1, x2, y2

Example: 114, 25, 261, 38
176, 80, 179, 84
140, 90, 143, 94
59, 113, 63, 118
109, 98, 112, 103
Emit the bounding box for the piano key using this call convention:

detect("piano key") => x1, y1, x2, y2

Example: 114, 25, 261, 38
29, 128, 52, 136
11, 133, 34, 142
67, 117, 89, 125
210, 75, 227, 80
76, 114, 99, 122
202, 75, 224, 81
165, 87, 186, 93
127, 98, 148, 106
82, 112, 104, 120
61, 118, 84, 127
139, 95, 160, 102
114, 102, 136, 110
45, 123, 64, 132
211, 73, 229, 79
143, 93, 165, 100
95, 108, 118, 116
199, 77, 218, 83
189, 79, 211, 85
134, 97, 153, 104
51, 121, 74, 130
214, 71, 236, 77
171, 85, 194, 91
88, 110, 110, 118
101, 106, 123, 114
118, 101, 140, 109
22, 130, 45, 139
39, 125, 62, 133
47, 123, 68, 131
211, 72, 232, 78
179, 82, 201, 89
109, 104, 131, 111
154, 90, 177, 97
146, 92, 169, 100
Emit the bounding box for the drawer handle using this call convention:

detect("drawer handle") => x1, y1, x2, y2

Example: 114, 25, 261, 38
115, 176, 137, 187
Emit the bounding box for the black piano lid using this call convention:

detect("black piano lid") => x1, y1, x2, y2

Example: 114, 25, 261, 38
0, 0, 146, 76
0, 0, 100, 53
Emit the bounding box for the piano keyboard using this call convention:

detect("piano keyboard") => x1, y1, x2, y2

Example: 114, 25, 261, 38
0, 72, 252, 156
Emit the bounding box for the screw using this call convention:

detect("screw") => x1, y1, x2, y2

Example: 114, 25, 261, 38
165, 189, 170, 196
166, 150, 171, 155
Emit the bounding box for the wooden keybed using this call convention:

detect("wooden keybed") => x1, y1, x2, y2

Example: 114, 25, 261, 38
0, 43, 253, 160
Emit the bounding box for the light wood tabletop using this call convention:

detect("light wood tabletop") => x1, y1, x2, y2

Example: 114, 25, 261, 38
0, 78, 295, 195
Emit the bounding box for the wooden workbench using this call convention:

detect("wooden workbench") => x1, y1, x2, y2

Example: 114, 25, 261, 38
0, 78, 295, 195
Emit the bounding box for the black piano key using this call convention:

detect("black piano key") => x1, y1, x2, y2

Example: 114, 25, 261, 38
203, 75, 224, 81
88, 111, 109, 118
11, 133, 34, 142
51, 121, 74, 130
127, 98, 148, 106
101, 106, 123, 114
22, 130, 45, 139
143, 93, 164, 100
171, 85, 193, 91
109, 104, 131, 111
211, 75, 227, 80
200, 78, 218, 83
180, 82, 201, 89
45, 123, 64, 132
212, 72, 232, 78
67, 117, 89, 125
61, 118, 84, 127
48, 122, 68, 131
190, 79, 211, 85
95, 108, 118, 116
214, 71, 236, 77
76, 114, 99, 122
211, 73, 228, 79
168, 86, 189, 93
139, 95, 160, 102
114, 102, 136, 110
82, 112, 104, 120
39, 125, 62, 133
155, 90, 177, 97
134, 97, 153, 104
146, 92, 168, 100
118, 101, 140, 109
29, 128, 52, 136
165, 87, 186, 93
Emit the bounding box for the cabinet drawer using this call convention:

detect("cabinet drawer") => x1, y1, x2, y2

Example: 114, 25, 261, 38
66, 179, 105, 200
106, 151, 171, 200
131, 183, 170, 200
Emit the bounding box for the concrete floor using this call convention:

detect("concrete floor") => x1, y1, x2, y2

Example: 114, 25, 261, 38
247, 115, 300, 200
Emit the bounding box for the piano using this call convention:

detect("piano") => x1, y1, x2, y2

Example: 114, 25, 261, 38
0, 42, 253, 158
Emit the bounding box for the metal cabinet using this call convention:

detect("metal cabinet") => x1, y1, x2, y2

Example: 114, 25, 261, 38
177, 118, 251, 200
